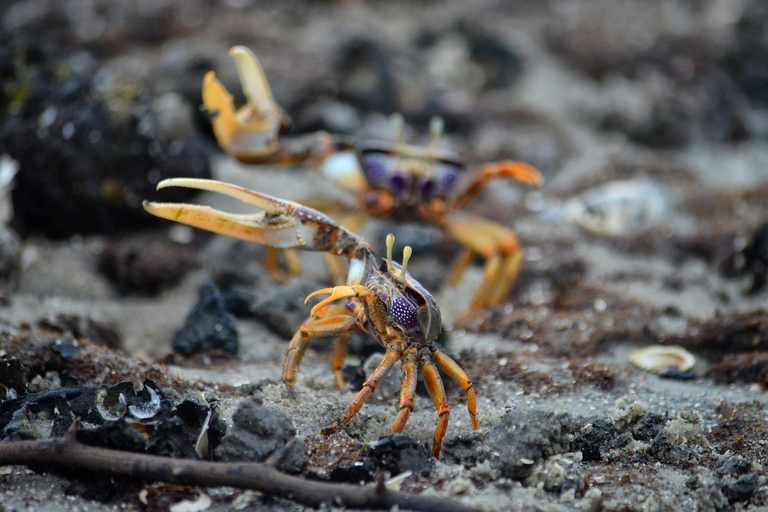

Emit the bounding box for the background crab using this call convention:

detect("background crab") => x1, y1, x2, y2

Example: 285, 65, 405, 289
203, 46, 544, 312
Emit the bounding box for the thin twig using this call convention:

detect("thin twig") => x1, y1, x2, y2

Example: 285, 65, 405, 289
0, 436, 476, 512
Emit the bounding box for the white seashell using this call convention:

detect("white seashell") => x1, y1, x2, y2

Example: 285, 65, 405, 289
630, 345, 695, 373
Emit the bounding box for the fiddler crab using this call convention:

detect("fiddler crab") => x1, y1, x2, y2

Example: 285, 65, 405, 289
203, 46, 544, 311
143, 179, 478, 457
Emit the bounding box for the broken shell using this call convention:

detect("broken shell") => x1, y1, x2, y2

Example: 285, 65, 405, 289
630, 346, 695, 373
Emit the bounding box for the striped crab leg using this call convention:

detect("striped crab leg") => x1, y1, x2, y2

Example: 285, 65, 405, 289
143, 178, 374, 285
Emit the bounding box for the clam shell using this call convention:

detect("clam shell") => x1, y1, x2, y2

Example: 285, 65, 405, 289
630, 345, 695, 373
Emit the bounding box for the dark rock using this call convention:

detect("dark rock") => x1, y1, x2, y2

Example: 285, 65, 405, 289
720, 473, 758, 504
658, 369, 697, 380
97, 232, 200, 297
329, 458, 376, 484
571, 417, 618, 461
249, 279, 322, 339
0, 36, 212, 238
147, 417, 198, 458
215, 399, 306, 473
174, 399, 226, 457
51, 342, 81, 361
220, 287, 259, 318
648, 430, 699, 466
632, 413, 667, 442
38, 314, 121, 349
77, 418, 147, 452
50, 395, 75, 437
0, 387, 82, 435
525, 455, 587, 496
0, 358, 29, 399
367, 434, 434, 477
487, 410, 573, 479
716, 455, 754, 478
68, 387, 107, 425
332, 39, 398, 114
172, 282, 238, 356
441, 429, 487, 466
721, 221, 768, 295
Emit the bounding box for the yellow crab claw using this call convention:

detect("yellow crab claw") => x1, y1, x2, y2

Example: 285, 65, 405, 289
305, 285, 372, 316
144, 178, 329, 249
202, 46, 288, 161
144, 178, 375, 285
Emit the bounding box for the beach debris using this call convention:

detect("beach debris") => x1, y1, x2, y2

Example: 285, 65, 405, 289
543, 179, 670, 236
629, 345, 696, 374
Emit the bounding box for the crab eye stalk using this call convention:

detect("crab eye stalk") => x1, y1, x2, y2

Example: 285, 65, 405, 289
428, 116, 444, 154
390, 112, 405, 144
386, 234, 395, 273
399, 246, 412, 285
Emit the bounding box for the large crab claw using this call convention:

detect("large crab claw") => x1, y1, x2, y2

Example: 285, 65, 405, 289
202, 46, 289, 162
143, 178, 373, 284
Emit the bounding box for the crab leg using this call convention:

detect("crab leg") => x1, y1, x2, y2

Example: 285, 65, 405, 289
390, 346, 418, 434
143, 178, 374, 284
321, 341, 405, 436
444, 215, 523, 310
283, 307, 359, 399
331, 333, 350, 390
264, 247, 303, 282
420, 353, 450, 458
431, 347, 479, 430
451, 160, 543, 212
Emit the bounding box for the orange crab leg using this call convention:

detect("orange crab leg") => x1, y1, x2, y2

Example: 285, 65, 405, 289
444, 216, 522, 310
390, 346, 418, 434
264, 247, 303, 282
451, 160, 543, 212
431, 348, 479, 430
283, 309, 358, 399
331, 333, 350, 390
321, 341, 404, 436
420, 353, 450, 458
447, 249, 476, 288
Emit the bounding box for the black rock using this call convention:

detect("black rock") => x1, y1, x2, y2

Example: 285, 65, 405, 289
147, 417, 198, 458
367, 434, 434, 477
0, 36, 212, 238
215, 399, 306, 474
51, 342, 81, 362
39, 314, 121, 350
487, 410, 573, 479
329, 458, 376, 484
172, 282, 238, 356
0, 357, 30, 399
97, 232, 200, 297
632, 413, 667, 442
249, 279, 323, 339
77, 418, 147, 452
571, 417, 618, 461
720, 473, 758, 504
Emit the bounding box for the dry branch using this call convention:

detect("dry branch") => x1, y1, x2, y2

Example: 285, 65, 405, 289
0, 432, 476, 511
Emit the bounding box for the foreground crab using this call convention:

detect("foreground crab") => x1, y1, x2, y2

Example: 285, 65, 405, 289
143, 178, 478, 457
203, 46, 544, 311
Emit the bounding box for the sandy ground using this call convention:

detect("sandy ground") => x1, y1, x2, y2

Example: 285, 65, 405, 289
2, 1, 768, 511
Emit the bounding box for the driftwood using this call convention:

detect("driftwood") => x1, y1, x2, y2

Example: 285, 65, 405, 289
0, 430, 477, 512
